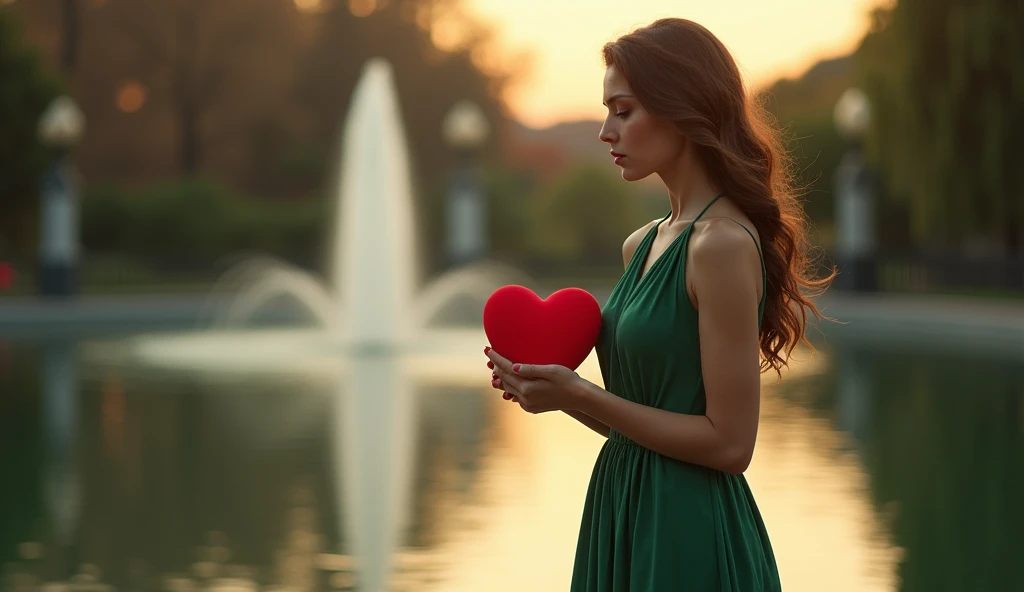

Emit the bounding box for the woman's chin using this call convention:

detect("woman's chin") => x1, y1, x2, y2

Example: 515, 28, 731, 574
619, 167, 649, 182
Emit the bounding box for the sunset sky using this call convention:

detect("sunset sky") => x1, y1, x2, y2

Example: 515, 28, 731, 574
459, 0, 885, 128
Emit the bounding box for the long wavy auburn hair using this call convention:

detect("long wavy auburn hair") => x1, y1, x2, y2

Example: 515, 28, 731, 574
603, 18, 836, 375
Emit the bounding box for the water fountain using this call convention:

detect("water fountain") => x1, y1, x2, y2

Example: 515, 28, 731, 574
85, 58, 536, 592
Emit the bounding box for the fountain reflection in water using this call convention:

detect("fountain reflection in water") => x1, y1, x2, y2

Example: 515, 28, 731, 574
104, 59, 535, 592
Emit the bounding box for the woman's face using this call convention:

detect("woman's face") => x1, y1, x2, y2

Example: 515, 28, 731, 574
599, 66, 686, 182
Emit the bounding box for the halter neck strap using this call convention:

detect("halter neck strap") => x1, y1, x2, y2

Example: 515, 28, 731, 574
693, 192, 726, 224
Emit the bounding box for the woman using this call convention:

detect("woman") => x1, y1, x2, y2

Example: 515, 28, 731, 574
485, 18, 832, 591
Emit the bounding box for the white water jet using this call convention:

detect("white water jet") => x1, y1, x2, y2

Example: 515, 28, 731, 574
332, 60, 419, 350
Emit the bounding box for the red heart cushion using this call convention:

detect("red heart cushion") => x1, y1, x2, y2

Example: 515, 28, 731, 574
482, 285, 602, 371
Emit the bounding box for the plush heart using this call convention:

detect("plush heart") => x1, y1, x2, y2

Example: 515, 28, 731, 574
482, 285, 602, 371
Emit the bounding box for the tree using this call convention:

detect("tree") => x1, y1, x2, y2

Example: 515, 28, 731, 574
0, 6, 62, 258
527, 163, 649, 268
856, 1, 1024, 253
12, 0, 511, 201
9, 0, 312, 187
758, 56, 857, 248
97, 0, 307, 177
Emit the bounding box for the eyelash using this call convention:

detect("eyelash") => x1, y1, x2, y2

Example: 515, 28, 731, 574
615, 111, 630, 119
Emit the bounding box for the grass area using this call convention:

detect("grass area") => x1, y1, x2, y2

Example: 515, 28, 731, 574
927, 287, 1024, 301
0, 265, 216, 298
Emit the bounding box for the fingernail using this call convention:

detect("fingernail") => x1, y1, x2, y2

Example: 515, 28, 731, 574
487, 361, 494, 369
502, 393, 511, 400
512, 364, 521, 373
492, 372, 498, 379
484, 346, 490, 354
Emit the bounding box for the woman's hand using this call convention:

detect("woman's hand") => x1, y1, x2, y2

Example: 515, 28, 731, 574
484, 346, 587, 414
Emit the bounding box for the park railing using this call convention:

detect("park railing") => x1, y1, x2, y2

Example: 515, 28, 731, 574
867, 251, 1024, 297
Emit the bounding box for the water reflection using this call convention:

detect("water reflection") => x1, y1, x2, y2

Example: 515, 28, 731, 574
2, 335, 505, 592
765, 343, 1024, 591
0, 336, 1020, 591
841, 350, 1023, 591
333, 355, 412, 592
331, 354, 491, 591
42, 341, 82, 577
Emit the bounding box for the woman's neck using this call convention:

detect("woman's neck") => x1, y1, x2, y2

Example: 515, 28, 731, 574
657, 149, 720, 224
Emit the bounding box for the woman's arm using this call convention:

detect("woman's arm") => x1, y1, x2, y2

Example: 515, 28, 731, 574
573, 220, 764, 474
561, 409, 611, 438
573, 382, 748, 473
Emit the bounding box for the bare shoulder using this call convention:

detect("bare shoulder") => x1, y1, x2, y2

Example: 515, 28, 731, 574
687, 217, 763, 303
622, 218, 661, 269
690, 217, 761, 262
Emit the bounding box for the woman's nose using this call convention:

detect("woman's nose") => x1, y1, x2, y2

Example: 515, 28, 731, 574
599, 124, 616, 144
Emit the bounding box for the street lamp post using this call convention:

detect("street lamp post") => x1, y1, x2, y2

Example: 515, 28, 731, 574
833, 88, 877, 292
442, 100, 490, 268
37, 96, 85, 298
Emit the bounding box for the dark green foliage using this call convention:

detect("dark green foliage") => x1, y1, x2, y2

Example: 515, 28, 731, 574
857, 1, 1024, 252
80, 179, 327, 265
526, 163, 648, 267
0, 6, 62, 257
759, 56, 856, 247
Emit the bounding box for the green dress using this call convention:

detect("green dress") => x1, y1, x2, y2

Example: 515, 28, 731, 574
570, 195, 782, 591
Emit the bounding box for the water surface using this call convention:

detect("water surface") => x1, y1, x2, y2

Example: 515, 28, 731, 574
1, 330, 1020, 591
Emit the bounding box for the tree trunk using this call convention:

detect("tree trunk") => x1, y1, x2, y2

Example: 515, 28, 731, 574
179, 103, 200, 174
60, 0, 78, 73
175, 1, 201, 175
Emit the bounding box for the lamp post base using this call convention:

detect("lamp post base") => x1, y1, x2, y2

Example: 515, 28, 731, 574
38, 262, 78, 297
835, 255, 877, 293
445, 163, 487, 269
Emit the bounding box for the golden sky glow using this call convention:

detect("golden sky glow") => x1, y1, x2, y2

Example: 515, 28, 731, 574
461, 0, 886, 127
